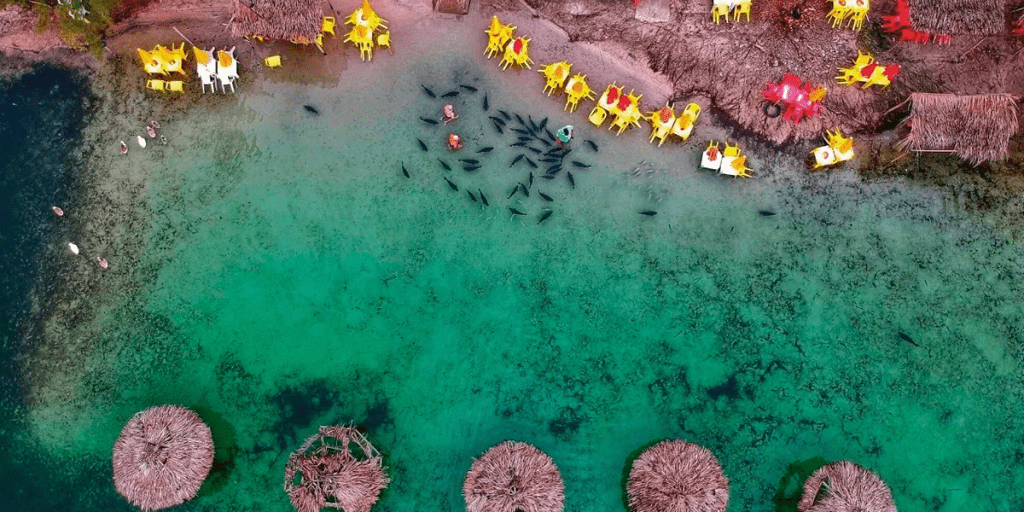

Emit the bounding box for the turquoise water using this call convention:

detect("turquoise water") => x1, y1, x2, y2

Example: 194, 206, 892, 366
7, 19, 1024, 512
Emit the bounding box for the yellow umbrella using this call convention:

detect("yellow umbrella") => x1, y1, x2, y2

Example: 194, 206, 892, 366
192, 47, 209, 65
361, 0, 376, 17
218, 50, 233, 68
137, 48, 151, 63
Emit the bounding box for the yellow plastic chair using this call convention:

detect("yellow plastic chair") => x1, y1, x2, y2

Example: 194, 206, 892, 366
724, 142, 741, 158
827, 1, 850, 28
712, 0, 730, 24
359, 41, 374, 62
588, 106, 607, 127
731, 156, 753, 177
146, 79, 165, 92
377, 31, 393, 55
835, 66, 860, 86
484, 17, 515, 59
166, 81, 184, 93
811, 145, 837, 169
265, 55, 282, 68
322, 16, 336, 37
138, 48, 167, 75
733, 0, 751, 21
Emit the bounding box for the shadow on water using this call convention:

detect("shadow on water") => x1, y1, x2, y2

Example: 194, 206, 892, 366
618, 438, 668, 510
0, 64, 93, 508
193, 406, 239, 498
772, 456, 828, 512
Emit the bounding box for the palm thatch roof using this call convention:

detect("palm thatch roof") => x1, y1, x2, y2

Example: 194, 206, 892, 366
798, 461, 897, 512
627, 439, 729, 512
897, 93, 1020, 165
283, 426, 390, 512
464, 441, 565, 512
907, 0, 1005, 35
230, 0, 327, 41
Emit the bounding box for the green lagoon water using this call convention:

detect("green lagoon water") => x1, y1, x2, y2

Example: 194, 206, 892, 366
6, 18, 1024, 512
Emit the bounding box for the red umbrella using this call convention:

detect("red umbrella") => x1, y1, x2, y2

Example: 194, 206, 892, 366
112, 405, 214, 511
464, 441, 565, 512
798, 461, 897, 512
627, 439, 729, 512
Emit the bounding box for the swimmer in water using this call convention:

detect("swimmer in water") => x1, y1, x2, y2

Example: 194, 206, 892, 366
120, 141, 128, 154
447, 133, 463, 151
97, 257, 108, 269
146, 125, 157, 138
442, 104, 458, 124
52, 206, 64, 217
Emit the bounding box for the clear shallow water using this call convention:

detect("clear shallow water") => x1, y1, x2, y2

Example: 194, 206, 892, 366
7, 20, 1024, 512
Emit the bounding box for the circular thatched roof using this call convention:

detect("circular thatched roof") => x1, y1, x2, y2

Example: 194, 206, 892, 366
627, 439, 729, 512
283, 426, 390, 512
463, 441, 565, 512
112, 405, 214, 511
798, 460, 897, 512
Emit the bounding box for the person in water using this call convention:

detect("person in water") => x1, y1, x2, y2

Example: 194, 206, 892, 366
447, 133, 463, 151
442, 104, 458, 124
120, 141, 128, 154
556, 124, 574, 148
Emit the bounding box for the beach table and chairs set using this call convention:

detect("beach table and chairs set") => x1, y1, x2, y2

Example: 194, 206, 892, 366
485, 16, 533, 70
827, 0, 870, 31
138, 43, 238, 94
342, 0, 393, 62
138, 44, 187, 93
835, 51, 900, 89
701, 141, 753, 177
711, 0, 752, 23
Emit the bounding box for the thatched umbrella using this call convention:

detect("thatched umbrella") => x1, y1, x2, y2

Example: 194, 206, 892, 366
896, 93, 1020, 165
112, 405, 214, 511
797, 460, 897, 512
230, 0, 328, 41
627, 439, 729, 512
463, 441, 565, 512
907, 0, 1005, 35
283, 425, 390, 512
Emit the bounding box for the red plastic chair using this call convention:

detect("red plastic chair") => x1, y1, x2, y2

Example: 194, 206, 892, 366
898, 28, 918, 42
914, 31, 930, 44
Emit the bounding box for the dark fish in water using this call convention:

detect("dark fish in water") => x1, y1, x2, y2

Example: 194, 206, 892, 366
545, 129, 556, 142
511, 142, 527, 148
509, 207, 525, 216
508, 187, 519, 199
445, 177, 458, 191
529, 116, 538, 132
514, 113, 525, 125
538, 137, 552, 147
483, 94, 489, 111
499, 109, 511, 121
759, 210, 777, 217
528, 172, 534, 187
463, 165, 481, 172
898, 332, 919, 347
460, 84, 478, 92
460, 158, 480, 165
567, 171, 575, 188
401, 163, 410, 178
585, 139, 598, 152
511, 154, 524, 166
558, 148, 572, 158
538, 191, 553, 202
538, 210, 553, 224
517, 136, 534, 143
546, 165, 562, 176
526, 147, 542, 155
438, 159, 451, 171
512, 128, 530, 136
304, 105, 320, 115
539, 117, 548, 131
520, 183, 530, 197
545, 147, 563, 156
477, 146, 494, 153
421, 84, 436, 98
467, 190, 477, 202
540, 157, 559, 163
571, 161, 591, 168
420, 116, 439, 125
525, 157, 537, 168
441, 90, 460, 98
492, 122, 504, 135
417, 138, 428, 151
640, 210, 657, 216
489, 116, 506, 125
479, 190, 489, 206
540, 175, 556, 180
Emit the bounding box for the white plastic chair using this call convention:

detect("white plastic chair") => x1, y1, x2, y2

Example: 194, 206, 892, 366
196, 47, 217, 94
217, 46, 239, 93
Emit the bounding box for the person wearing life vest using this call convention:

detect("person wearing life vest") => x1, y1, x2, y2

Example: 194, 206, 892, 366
447, 133, 463, 150
442, 104, 458, 124
556, 124, 574, 147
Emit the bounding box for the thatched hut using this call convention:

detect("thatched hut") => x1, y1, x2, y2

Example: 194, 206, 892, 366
435, 0, 470, 15
112, 405, 215, 511
464, 441, 565, 512
907, 0, 1005, 35
627, 439, 729, 512
230, 0, 328, 42
896, 93, 1020, 165
798, 461, 897, 512
283, 426, 390, 512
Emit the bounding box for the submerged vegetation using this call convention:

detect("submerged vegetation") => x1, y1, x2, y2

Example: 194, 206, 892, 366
1, 0, 122, 56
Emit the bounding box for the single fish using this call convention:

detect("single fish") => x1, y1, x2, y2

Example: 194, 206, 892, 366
483, 94, 489, 111
567, 171, 575, 188
512, 128, 531, 136
528, 172, 534, 187
402, 163, 410, 178
463, 165, 481, 172
421, 84, 436, 98
514, 113, 525, 125
526, 147, 542, 155
489, 116, 506, 125
546, 165, 562, 175
417, 138, 428, 151
540, 157, 559, 163
439, 159, 451, 171
758, 210, 777, 217
640, 210, 657, 216
559, 148, 573, 159
511, 154, 524, 166
509, 207, 525, 216
304, 105, 320, 115
538, 210, 553, 224
493, 123, 504, 135
525, 157, 537, 168
441, 90, 460, 98
538, 191, 553, 202
420, 116, 439, 125
467, 190, 478, 202
460, 158, 480, 164
499, 109, 511, 121
545, 128, 556, 142
539, 117, 548, 131
511, 142, 527, 148
520, 183, 530, 197
585, 139, 598, 152
540, 175, 556, 180
460, 84, 478, 92
517, 135, 534, 143
538, 137, 552, 147
508, 187, 519, 199
444, 177, 459, 191
898, 332, 919, 347
479, 190, 489, 206
477, 146, 494, 153
529, 116, 538, 132
571, 161, 591, 168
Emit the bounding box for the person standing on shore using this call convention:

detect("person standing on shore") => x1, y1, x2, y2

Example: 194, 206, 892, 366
556, 124, 573, 147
